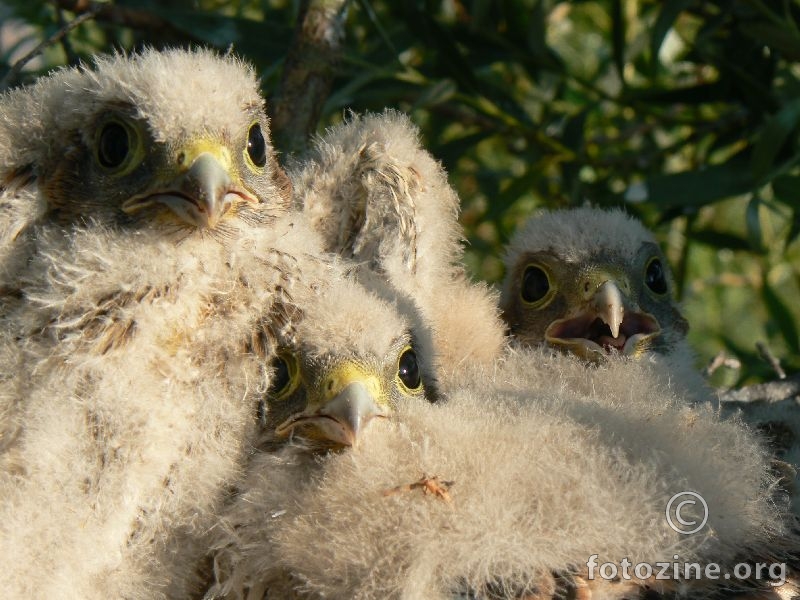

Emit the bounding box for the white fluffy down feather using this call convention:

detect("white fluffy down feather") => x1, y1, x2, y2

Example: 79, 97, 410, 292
205, 347, 792, 599
0, 47, 335, 599
290, 110, 506, 383
0, 47, 281, 273
0, 214, 338, 599
721, 393, 800, 518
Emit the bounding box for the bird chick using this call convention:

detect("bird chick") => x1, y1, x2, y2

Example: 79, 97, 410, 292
290, 110, 506, 386
0, 46, 294, 356
204, 274, 437, 599
0, 47, 288, 237
224, 347, 793, 600
500, 207, 709, 402
259, 272, 435, 452
501, 207, 687, 360
0, 48, 319, 600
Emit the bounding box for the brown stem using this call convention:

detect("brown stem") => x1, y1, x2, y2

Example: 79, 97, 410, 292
756, 340, 787, 380
270, 0, 349, 157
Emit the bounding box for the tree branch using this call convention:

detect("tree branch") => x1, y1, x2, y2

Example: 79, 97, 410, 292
0, 5, 99, 89
756, 340, 787, 380
270, 0, 349, 157
718, 372, 800, 404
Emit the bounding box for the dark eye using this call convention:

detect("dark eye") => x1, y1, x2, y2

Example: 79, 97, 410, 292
268, 356, 292, 396
398, 347, 422, 391
97, 121, 131, 169
645, 258, 668, 295
246, 122, 267, 168
521, 265, 550, 303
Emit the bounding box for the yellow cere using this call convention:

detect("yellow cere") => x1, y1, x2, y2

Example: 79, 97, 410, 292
179, 138, 235, 176
581, 267, 631, 299
320, 361, 387, 407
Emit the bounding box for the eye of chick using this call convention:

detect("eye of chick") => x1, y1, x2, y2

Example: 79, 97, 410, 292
97, 121, 132, 170
397, 346, 422, 391
644, 257, 668, 295
246, 122, 267, 168
267, 353, 298, 400
521, 264, 550, 304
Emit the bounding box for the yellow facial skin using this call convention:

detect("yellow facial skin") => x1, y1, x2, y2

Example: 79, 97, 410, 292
42, 107, 286, 232
121, 137, 260, 229
262, 342, 426, 451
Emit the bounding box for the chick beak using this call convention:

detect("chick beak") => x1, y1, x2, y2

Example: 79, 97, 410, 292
275, 380, 388, 448
160, 153, 234, 229
592, 280, 624, 339
545, 276, 661, 358
314, 381, 386, 447
121, 145, 258, 229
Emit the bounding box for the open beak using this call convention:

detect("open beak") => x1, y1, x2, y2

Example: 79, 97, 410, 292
545, 279, 661, 359
275, 378, 388, 448
122, 143, 258, 229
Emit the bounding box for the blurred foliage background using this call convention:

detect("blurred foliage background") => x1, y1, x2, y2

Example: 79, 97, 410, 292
1, 0, 798, 386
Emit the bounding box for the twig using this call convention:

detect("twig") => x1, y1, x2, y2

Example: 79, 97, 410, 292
55, 7, 80, 66
756, 340, 787, 379
718, 372, 800, 404
382, 474, 455, 503
270, 0, 350, 157
704, 350, 741, 377
0, 5, 99, 89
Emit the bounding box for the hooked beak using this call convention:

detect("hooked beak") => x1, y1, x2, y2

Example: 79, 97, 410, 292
275, 380, 388, 448
121, 144, 258, 229
593, 280, 625, 339
545, 279, 661, 359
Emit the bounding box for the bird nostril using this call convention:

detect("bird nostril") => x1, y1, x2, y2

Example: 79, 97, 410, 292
177, 151, 186, 166
584, 282, 591, 293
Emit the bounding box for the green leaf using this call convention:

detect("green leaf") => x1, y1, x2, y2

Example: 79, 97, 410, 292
493, 166, 541, 215
643, 154, 754, 209
623, 82, 731, 105
740, 21, 800, 62
133, 5, 293, 57
750, 98, 800, 184
410, 78, 458, 109
787, 207, 800, 246
649, 0, 692, 72
686, 230, 751, 251
435, 131, 494, 171
762, 283, 800, 354
526, 0, 548, 58
746, 195, 764, 253
401, 8, 482, 93
611, 0, 625, 86
562, 110, 588, 153
770, 174, 800, 205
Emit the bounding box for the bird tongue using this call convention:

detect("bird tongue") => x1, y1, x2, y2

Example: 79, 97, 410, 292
596, 332, 627, 352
